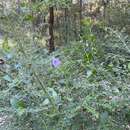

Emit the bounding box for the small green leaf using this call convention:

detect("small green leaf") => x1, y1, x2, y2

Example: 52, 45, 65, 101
10, 96, 26, 109
84, 53, 93, 63
3, 75, 12, 82
43, 98, 50, 106
100, 111, 109, 123
87, 70, 93, 78
10, 96, 18, 109
128, 62, 130, 70
17, 100, 26, 109
17, 108, 26, 116
23, 14, 34, 21
2, 36, 10, 52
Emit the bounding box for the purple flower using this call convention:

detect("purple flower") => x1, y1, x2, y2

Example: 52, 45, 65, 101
52, 57, 61, 68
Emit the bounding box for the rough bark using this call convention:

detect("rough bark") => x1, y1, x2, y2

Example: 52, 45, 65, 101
79, 0, 83, 35
64, 8, 69, 43
49, 7, 55, 53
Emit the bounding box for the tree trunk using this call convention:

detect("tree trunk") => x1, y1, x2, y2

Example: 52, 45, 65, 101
64, 8, 68, 44
102, 0, 109, 20
49, 7, 55, 53
79, 0, 83, 35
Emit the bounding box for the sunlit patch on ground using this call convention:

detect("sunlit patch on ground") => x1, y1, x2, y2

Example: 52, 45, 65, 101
0, 114, 11, 130
0, 38, 3, 48
0, 38, 16, 48
0, 115, 7, 126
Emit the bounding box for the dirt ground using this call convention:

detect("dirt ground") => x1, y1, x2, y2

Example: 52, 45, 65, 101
0, 114, 11, 130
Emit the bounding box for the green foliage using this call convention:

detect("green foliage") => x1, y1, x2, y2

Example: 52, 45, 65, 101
0, 0, 130, 130
1, 26, 130, 129
106, 1, 130, 33
2, 36, 10, 52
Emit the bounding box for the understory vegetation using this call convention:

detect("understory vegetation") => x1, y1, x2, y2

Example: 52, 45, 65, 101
0, 0, 130, 130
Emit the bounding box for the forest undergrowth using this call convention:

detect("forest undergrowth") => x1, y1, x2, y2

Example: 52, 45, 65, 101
0, 17, 130, 130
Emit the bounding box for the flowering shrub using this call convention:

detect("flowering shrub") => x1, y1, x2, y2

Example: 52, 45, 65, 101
0, 31, 130, 130
0, 14, 130, 129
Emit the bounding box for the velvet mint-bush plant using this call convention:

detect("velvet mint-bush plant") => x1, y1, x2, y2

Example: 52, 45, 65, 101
1, 1, 130, 130
2, 40, 128, 130
1, 23, 130, 130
